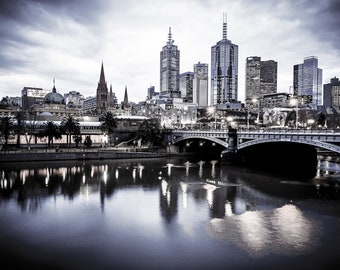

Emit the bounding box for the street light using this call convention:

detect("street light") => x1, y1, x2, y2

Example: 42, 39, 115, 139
290, 97, 299, 128
208, 106, 216, 129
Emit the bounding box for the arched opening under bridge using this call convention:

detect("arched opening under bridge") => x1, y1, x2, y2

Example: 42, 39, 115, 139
235, 141, 317, 179
173, 137, 226, 158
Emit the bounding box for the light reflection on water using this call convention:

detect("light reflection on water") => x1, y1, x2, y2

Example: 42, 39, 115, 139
0, 156, 339, 269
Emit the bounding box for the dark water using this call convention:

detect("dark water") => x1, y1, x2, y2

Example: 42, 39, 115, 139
0, 156, 339, 270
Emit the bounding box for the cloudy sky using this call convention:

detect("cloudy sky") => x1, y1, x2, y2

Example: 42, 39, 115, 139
0, 0, 339, 103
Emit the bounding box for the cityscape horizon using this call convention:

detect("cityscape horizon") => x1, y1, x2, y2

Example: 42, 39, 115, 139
0, 0, 339, 103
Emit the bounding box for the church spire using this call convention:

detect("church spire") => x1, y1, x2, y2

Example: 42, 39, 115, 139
222, 12, 227, 40
99, 61, 106, 84
123, 85, 129, 106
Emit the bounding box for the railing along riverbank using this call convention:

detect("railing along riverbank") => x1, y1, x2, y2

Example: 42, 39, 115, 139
0, 147, 176, 163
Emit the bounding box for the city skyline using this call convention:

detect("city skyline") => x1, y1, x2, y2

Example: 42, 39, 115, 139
0, 0, 339, 103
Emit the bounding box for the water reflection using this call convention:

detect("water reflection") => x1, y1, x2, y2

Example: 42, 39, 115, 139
1, 156, 339, 216
0, 156, 339, 269
208, 204, 319, 257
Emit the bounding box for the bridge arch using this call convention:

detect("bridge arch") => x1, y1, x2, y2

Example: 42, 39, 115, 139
238, 137, 340, 154
172, 135, 229, 148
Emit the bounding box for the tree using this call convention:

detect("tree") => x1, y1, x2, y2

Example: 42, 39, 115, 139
73, 130, 82, 148
0, 116, 14, 148
38, 121, 62, 148
14, 111, 25, 148
84, 135, 92, 148
136, 118, 163, 147
100, 111, 117, 145
60, 114, 80, 147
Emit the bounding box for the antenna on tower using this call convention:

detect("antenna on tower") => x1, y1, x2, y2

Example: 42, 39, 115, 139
222, 12, 227, 40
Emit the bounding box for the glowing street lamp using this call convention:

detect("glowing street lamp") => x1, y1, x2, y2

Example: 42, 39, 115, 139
290, 97, 299, 128
208, 106, 217, 129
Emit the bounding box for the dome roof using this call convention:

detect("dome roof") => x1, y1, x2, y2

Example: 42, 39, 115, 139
44, 92, 65, 104
44, 81, 65, 104
40, 111, 53, 116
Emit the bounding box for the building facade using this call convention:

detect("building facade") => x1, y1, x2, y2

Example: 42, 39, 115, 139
211, 14, 238, 105
293, 56, 323, 108
160, 27, 180, 98
245, 56, 277, 107
193, 62, 209, 106
179, 72, 194, 102
21, 87, 50, 111
323, 77, 340, 108
64, 91, 84, 108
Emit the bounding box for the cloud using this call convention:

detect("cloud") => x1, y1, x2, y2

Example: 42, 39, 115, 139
0, 0, 339, 103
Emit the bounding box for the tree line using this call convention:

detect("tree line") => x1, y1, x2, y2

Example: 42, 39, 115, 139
0, 111, 162, 150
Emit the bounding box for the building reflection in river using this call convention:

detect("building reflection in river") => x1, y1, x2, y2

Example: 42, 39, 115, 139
0, 156, 339, 264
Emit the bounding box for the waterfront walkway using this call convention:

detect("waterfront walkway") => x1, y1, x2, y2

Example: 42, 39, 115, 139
0, 147, 173, 163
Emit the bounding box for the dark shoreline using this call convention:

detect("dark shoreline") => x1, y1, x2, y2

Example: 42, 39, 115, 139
0, 148, 177, 163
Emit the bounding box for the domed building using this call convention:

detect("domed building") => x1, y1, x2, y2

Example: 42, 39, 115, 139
30, 79, 79, 120
44, 80, 65, 105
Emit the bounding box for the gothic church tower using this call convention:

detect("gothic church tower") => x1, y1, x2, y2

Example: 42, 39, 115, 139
96, 62, 108, 113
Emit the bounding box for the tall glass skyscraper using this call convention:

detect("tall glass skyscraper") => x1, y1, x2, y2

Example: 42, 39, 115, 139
245, 56, 277, 105
293, 56, 323, 108
193, 62, 209, 107
211, 14, 238, 106
160, 27, 180, 98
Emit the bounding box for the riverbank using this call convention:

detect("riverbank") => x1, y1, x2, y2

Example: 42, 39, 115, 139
0, 147, 176, 163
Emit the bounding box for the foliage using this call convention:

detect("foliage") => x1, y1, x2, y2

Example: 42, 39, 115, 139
60, 114, 80, 147
100, 111, 117, 134
0, 116, 14, 147
14, 111, 25, 148
38, 121, 62, 148
84, 135, 92, 148
136, 118, 163, 147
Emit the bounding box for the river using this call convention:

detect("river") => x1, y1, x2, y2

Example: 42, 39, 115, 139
0, 155, 339, 270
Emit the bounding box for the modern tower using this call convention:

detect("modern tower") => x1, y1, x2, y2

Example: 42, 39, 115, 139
193, 62, 209, 106
245, 56, 277, 105
96, 62, 109, 113
179, 72, 194, 102
293, 56, 323, 108
211, 13, 238, 106
160, 27, 180, 98
323, 77, 340, 108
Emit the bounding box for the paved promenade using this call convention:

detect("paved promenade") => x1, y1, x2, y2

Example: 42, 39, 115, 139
0, 147, 173, 163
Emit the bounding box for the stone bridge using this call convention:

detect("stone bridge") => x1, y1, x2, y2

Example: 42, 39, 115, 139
171, 128, 340, 154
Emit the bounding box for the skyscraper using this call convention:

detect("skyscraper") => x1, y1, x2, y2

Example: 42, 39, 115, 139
193, 62, 209, 106
211, 14, 238, 106
160, 27, 180, 98
179, 72, 194, 102
96, 62, 108, 113
293, 56, 323, 107
323, 77, 340, 108
245, 56, 277, 105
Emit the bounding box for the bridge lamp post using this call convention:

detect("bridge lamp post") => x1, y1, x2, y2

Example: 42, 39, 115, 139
290, 98, 299, 129
226, 116, 233, 129
307, 119, 315, 129
208, 106, 217, 129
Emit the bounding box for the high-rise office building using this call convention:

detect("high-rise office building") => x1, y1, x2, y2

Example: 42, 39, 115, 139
323, 77, 340, 108
245, 56, 277, 106
160, 27, 180, 98
96, 62, 109, 113
293, 56, 323, 107
21, 87, 50, 111
211, 14, 238, 106
179, 72, 194, 102
193, 62, 209, 106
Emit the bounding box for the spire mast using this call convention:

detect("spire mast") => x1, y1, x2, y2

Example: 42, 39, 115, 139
222, 12, 227, 40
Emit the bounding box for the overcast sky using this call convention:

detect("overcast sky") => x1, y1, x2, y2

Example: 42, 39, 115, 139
0, 0, 339, 103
